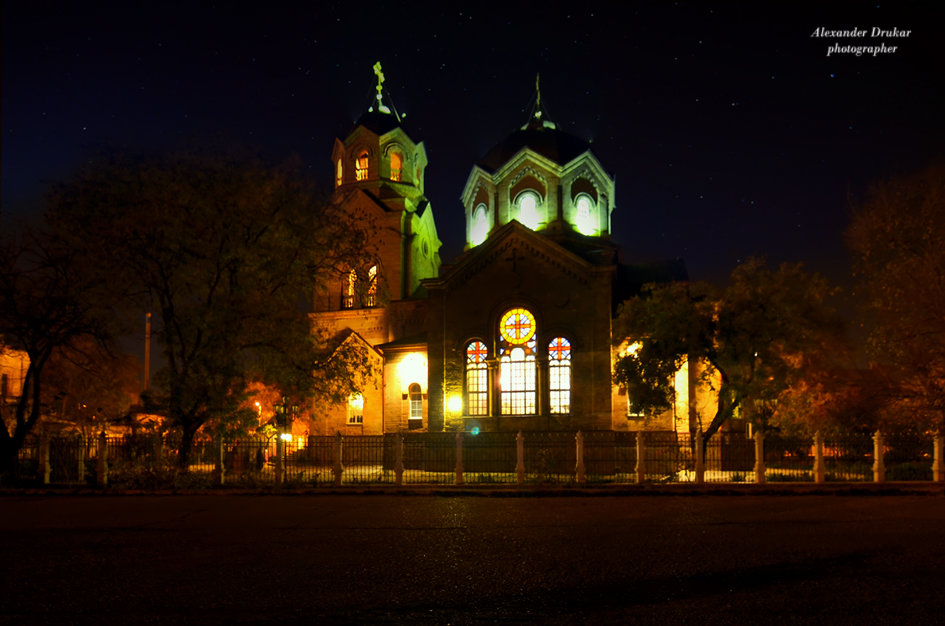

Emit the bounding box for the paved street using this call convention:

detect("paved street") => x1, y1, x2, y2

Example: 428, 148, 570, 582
1, 494, 943, 623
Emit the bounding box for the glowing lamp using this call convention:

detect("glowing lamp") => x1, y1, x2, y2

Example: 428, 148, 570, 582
397, 352, 427, 392
447, 394, 463, 413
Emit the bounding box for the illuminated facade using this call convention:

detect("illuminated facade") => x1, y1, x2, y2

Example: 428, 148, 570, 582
460, 113, 616, 248
315, 67, 693, 435
0, 347, 28, 433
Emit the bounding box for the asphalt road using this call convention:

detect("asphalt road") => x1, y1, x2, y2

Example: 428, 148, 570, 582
1, 494, 943, 624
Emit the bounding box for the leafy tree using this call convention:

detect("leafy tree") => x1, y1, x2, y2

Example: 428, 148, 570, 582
41, 337, 140, 439
613, 259, 842, 443
0, 234, 112, 475
47, 152, 375, 468
847, 163, 945, 432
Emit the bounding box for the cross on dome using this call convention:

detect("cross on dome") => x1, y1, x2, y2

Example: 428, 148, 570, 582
367, 61, 402, 121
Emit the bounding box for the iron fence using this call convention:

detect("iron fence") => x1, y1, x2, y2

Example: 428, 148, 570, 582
764, 433, 815, 482
7, 429, 943, 488
645, 431, 693, 482
823, 433, 874, 481
462, 432, 518, 484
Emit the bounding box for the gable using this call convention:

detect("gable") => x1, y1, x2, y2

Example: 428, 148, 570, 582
429, 222, 609, 292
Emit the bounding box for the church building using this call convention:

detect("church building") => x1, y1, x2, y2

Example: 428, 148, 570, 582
312, 67, 692, 436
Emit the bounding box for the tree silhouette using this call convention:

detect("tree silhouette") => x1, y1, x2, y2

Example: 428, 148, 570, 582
47, 152, 376, 468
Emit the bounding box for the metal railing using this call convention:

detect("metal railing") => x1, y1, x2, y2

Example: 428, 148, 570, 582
8, 429, 944, 488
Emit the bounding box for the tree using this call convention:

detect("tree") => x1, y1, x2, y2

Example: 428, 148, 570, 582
41, 337, 140, 439
847, 163, 945, 432
47, 152, 375, 468
0, 234, 112, 475
613, 259, 842, 443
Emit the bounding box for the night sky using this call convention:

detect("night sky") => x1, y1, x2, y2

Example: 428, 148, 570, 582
3, 1, 943, 285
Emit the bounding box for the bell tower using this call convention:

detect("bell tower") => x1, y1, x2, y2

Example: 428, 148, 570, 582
319, 62, 442, 316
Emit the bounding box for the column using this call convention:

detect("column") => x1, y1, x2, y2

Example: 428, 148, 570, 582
753, 431, 766, 484
873, 430, 885, 483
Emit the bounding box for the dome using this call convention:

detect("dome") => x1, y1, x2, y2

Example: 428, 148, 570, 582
354, 110, 404, 136
477, 123, 591, 173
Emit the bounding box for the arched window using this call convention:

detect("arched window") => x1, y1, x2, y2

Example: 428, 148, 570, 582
574, 194, 596, 236
365, 265, 377, 307
347, 393, 364, 425
514, 191, 541, 230
343, 265, 378, 309
469, 203, 489, 246
498, 308, 537, 415
335, 158, 343, 188
548, 337, 571, 414
408, 383, 423, 425
355, 151, 369, 181
389, 152, 402, 181
343, 268, 357, 309
465, 341, 489, 416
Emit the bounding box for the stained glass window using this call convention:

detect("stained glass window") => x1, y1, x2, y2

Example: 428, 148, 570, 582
549, 337, 571, 414
465, 341, 488, 416
500, 342, 537, 415
499, 308, 536, 345
498, 307, 537, 415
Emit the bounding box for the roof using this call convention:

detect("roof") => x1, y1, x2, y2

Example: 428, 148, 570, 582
376, 333, 428, 353
477, 125, 591, 172
353, 110, 405, 137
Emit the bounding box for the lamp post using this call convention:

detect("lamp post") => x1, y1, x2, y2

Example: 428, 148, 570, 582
273, 396, 299, 486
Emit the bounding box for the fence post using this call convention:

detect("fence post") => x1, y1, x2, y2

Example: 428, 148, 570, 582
635, 431, 645, 483
395, 433, 404, 486
275, 435, 284, 487
333, 432, 344, 487
753, 430, 766, 484
813, 431, 825, 484
695, 430, 705, 485
455, 431, 465, 486
575, 431, 586, 485
96, 431, 108, 487
77, 434, 86, 484
933, 432, 944, 483
214, 437, 225, 486
873, 430, 885, 483
516, 431, 525, 486
38, 433, 50, 485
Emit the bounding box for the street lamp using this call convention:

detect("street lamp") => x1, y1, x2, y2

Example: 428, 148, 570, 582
273, 396, 298, 486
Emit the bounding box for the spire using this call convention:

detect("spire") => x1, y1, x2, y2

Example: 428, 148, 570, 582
366, 61, 402, 123
373, 61, 386, 111
534, 73, 542, 121
522, 72, 556, 130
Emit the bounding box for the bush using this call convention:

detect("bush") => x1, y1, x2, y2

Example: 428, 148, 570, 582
886, 462, 932, 481
767, 471, 812, 482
